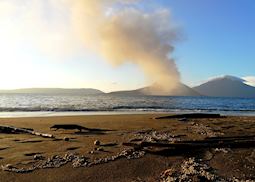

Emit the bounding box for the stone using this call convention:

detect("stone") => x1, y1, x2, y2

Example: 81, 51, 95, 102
94, 140, 100, 146
34, 154, 44, 160
95, 147, 104, 151
63, 137, 70, 141
178, 118, 188, 122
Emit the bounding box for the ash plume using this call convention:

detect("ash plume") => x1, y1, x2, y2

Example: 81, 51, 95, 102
0, 0, 181, 93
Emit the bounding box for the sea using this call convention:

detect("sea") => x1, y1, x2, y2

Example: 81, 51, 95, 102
0, 93, 255, 117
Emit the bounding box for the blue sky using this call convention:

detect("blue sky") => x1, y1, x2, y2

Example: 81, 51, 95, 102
156, 0, 255, 86
0, 0, 254, 91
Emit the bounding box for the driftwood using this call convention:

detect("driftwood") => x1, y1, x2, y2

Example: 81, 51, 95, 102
0, 125, 54, 138
123, 135, 255, 153
50, 124, 109, 132
50, 124, 90, 132
155, 113, 223, 119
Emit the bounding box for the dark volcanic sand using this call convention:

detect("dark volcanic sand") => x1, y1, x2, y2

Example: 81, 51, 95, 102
0, 114, 254, 181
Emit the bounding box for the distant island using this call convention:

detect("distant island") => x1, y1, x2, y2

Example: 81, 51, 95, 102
0, 88, 104, 95
193, 75, 255, 98
109, 82, 200, 97
110, 75, 255, 98
0, 75, 254, 98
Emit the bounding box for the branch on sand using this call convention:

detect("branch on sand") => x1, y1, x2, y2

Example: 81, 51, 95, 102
0, 125, 54, 138
123, 135, 255, 154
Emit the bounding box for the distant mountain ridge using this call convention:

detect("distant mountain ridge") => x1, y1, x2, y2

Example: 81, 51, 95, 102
193, 75, 255, 98
110, 82, 201, 96
1, 75, 254, 98
0, 88, 104, 94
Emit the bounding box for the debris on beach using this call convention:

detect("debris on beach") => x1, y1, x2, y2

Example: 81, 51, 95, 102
63, 137, 70, 141
124, 134, 255, 156
187, 122, 224, 137
94, 140, 101, 146
245, 150, 255, 163
1, 149, 145, 173
50, 124, 89, 132
214, 148, 231, 153
160, 157, 254, 182
155, 113, 223, 120
132, 130, 181, 143
160, 157, 219, 181
33, 154, 45, 160
95, 147, 104, 151
50, 124, 110, 133
0, 125, 54, 138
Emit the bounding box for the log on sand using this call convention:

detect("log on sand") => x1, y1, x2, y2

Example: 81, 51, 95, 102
0, 125, 54, 138
123, 135, 255, 154
155, 113, 224, 119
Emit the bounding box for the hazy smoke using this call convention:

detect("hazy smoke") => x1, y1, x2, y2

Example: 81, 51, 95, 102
0, 0, 180, 93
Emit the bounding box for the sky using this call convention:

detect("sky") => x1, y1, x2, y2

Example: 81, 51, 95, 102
0, 0, 254, 92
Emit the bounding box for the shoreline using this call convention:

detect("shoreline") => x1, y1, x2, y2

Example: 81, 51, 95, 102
0, 110, 255, 118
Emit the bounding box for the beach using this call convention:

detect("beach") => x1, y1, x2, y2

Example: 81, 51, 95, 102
0, 114, 255, 181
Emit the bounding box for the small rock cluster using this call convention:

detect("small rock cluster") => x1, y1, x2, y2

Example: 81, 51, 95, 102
214, 148, 231, 154
246, 149, 255, 163
188, 123, 224, 137
160, 158, 254, 182
160, 158, 221, 182
1, 149, 145, 173
134, 130, 181, 143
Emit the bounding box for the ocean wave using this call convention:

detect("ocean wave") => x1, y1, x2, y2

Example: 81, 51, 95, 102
0, 95, 255, 114
0, 106, 254, 113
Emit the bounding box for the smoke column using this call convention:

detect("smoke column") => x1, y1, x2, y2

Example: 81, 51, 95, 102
0, 0, 181, 93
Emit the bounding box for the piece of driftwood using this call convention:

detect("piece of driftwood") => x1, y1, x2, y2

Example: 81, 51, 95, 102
0, 125, 54, 138
205, 135, 255, 141
50, 124, 90, 132
123, 136, 255, 152
50, 124, 109, 132
155, 113, 223, 119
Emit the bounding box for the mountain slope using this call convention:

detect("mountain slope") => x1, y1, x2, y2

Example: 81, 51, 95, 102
193, 75, 255, 98
0, 88, 104, 94
110, 82, 200, 96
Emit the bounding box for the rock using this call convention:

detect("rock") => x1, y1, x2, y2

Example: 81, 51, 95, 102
63, 137, 70, 141
178, 118, 188, 122
202, 150, 214, 161
34, 154, 44, 160
5, 164, 13, 169
94, 140, 100, 146
95, 147, 104, 151
214, 148, 230, 153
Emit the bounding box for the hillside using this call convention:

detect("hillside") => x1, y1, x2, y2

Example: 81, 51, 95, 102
0, 88, 104, 94
193, 75, 255, 98
110, 83, 200, 96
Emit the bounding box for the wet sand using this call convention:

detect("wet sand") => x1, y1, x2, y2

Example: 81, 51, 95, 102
0, 114, 255, 181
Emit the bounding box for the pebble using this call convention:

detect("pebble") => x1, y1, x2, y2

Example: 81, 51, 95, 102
34, 154, 44, 160
63, 137, 70, 141
94, 140, 100, 146
95, 147, 104, 151
178, 118, 188, 122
